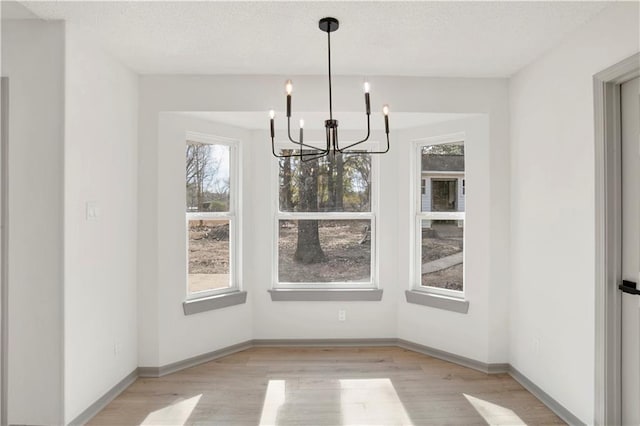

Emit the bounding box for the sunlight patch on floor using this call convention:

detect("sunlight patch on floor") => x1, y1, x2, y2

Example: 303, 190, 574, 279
340, 378, 413, 426
464, 393, 527, 425
140, 394, 202, 425
259, 380, 286, 426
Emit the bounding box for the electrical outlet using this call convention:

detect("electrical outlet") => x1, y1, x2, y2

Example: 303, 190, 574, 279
114, 343, 122, 357
533, 338, 540, 355
86, 201, 101, 221
338, 310, 346, 322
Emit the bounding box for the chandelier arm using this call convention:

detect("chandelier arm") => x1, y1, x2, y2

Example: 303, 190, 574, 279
326, 126, 331, 152
286, 115, 300, 145
367, 132, 390, 154
300, 125, 329, 162
297, 149, 329, 157
271, 129, 328, 159
301, 150, 330, 162
272, 138, 312, 158
336, 114, 371, 152
272, 147, 328, 159
332, 127, 337, 152
286, 117, 325, 151
339, 132, 390, 155
271, 137, 297, 158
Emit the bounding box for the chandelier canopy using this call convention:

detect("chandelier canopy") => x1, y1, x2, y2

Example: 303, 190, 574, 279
269, 17, 390, 161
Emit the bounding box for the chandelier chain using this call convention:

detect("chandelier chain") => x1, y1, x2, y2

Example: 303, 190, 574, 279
327, 30, 333, 121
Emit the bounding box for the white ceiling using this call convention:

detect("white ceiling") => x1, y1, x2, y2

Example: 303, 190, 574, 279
20, 1, 611, 77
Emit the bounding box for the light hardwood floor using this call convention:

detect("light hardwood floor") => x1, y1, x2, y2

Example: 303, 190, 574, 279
90, 346, 565, 425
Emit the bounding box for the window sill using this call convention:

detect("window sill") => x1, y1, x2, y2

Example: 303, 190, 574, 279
183, 291, 247, 315
269, 288, 383, 302
405, 290, 469, 314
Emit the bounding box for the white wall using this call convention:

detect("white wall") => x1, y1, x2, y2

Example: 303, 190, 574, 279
152, 113, 253, 366
139, 75, 510, 366
397, 115, 508, 364
0, 75, 5, 426
1, 18, 65, 425
509, 3, 639, 423
63, 24, 139, 423
250, 126, 399, 340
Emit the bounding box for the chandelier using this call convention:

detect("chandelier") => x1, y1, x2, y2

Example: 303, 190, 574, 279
269, 17, 390, 160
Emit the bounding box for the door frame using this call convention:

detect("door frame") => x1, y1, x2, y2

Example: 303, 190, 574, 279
1, 76, 7, 426
594, 53, 639, 426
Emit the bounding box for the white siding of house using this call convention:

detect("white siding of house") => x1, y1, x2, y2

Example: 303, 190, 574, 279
458, 177, 465, 212
422, 178, 432, 212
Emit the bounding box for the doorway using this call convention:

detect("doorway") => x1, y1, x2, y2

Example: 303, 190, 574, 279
1, 76, 7, 426
594, 54, 640, 425
620, 76, 639, 425
431, 179, 458, 211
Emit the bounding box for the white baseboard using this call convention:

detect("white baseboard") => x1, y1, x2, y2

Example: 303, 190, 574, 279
68, 369, 137, 426
509, 365, 585, 426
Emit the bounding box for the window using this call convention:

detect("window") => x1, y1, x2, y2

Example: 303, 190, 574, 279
415, 140, 465, 296
274, 149, 376, 289
185, 137, 238, 299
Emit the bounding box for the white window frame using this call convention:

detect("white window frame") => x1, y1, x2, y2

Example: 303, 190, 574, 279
411, 133, 466, 299
185, 131, 241, 301
272, 141, 380, 290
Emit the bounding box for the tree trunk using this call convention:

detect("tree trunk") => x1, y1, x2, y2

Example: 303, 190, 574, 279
294, 157, 325, 263
294, 220, 324, 263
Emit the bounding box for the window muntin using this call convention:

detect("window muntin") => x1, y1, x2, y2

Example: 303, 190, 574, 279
416, 141, 465, 295
275, 148, 376, 288
186, 139, 237, 298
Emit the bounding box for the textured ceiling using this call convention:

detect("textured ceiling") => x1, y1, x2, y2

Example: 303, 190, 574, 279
20, 1, 611, 77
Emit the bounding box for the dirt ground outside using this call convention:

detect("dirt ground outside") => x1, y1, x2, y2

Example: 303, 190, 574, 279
421, 222, 464, 291
278, 220, 371, 283
188, 220, 372, 288
188, 221, 231, 293
188, 220, 461, 290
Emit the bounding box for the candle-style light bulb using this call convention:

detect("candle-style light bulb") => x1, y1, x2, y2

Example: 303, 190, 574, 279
299, 118, 304, 143
364, 81, 371, 115
286, 80, 293, 117
382, 105, 390, 134
269, 110, 275, 138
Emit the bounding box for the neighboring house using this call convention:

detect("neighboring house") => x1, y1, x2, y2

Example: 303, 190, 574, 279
421, 153, 465, 227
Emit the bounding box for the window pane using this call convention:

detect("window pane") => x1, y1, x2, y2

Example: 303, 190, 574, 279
188, 219, 230, 293
186, 143, 230, 212
421, 219, 463, 291
278, 219, 371, 283
420, 143, 464, 212
279, 151, 371, 212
